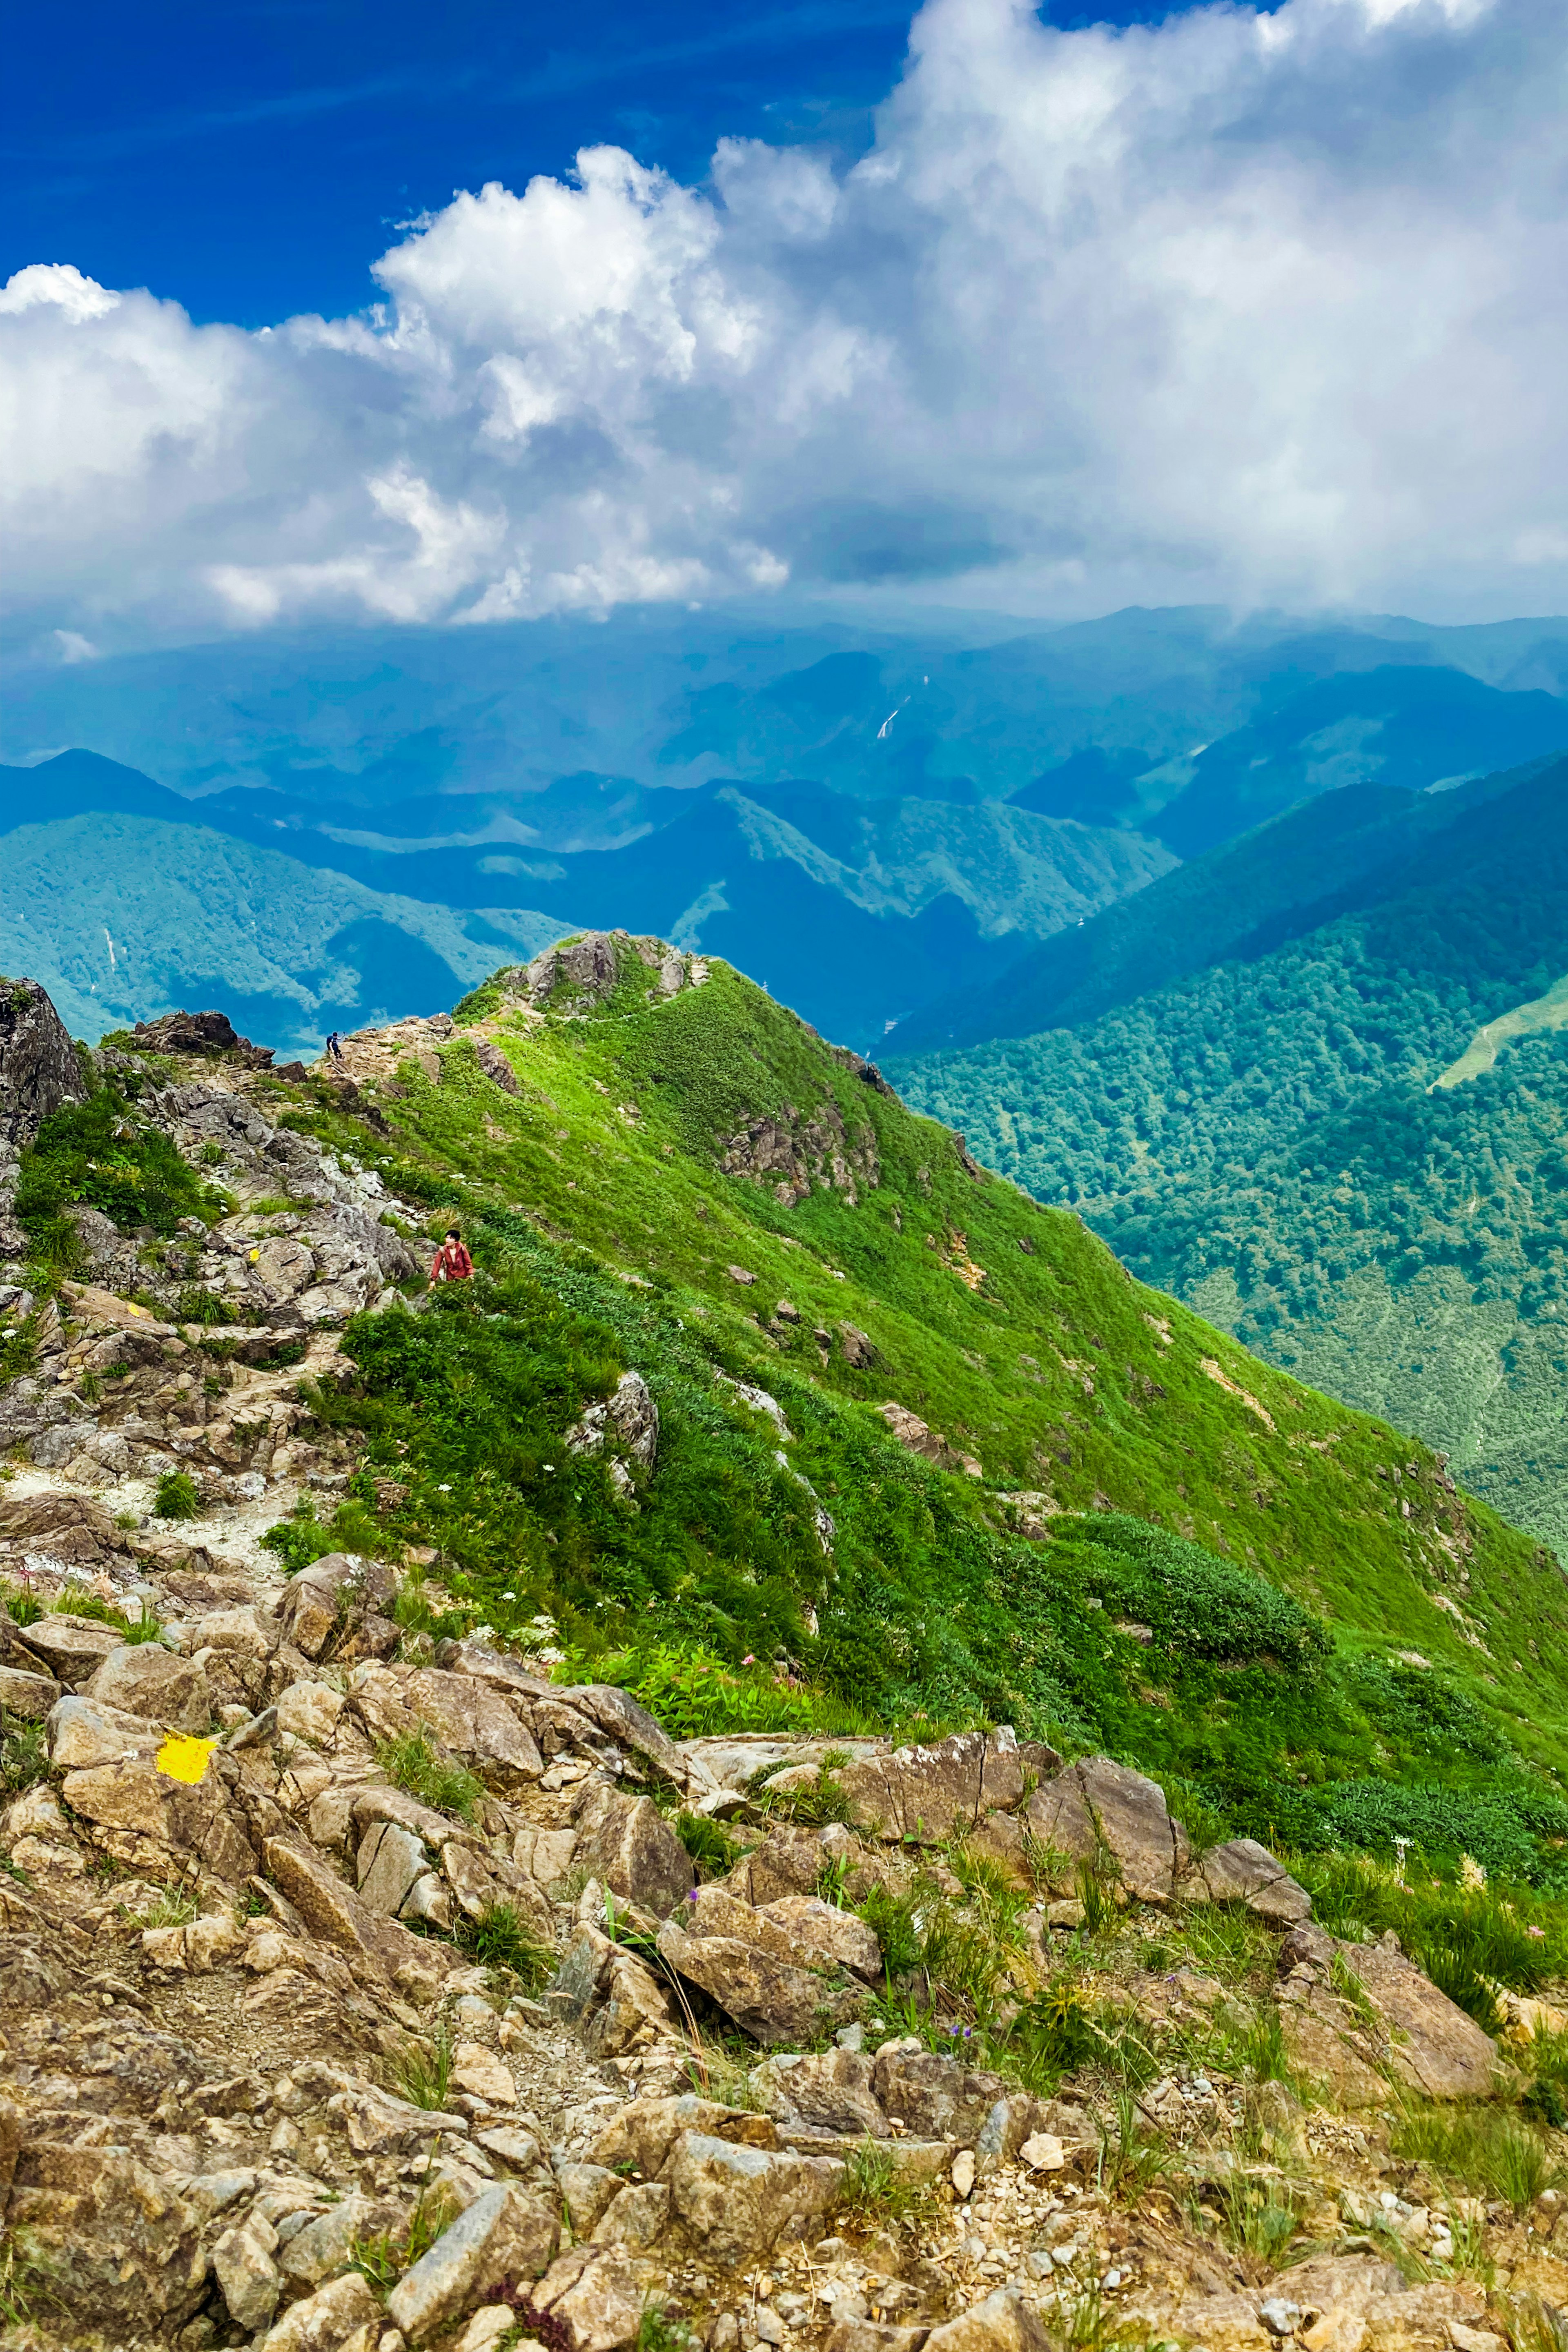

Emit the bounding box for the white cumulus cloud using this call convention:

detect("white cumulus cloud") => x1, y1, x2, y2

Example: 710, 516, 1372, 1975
3, 0, 1568, 644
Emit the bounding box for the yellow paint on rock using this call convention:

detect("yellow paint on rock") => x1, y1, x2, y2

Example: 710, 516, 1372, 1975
156, 1734, 219, 1784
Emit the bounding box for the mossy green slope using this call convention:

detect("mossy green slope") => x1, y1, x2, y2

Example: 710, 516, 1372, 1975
207, 948, 1568, 1875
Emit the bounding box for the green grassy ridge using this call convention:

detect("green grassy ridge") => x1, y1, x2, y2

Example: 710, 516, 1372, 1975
889, 825, 1568, 1554
187, 951, 1563, 1816
20, 950, 1568, 1877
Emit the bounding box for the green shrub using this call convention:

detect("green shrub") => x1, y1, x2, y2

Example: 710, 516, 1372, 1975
675, 1811, 741, 1880
260, 1502, 338, 1575
16, 1087, 219, 1244
376, 1726, 483, 1822
153, 1471, 200, 1521
456, 1901, 553, 1986
0, 1713, 47, 1794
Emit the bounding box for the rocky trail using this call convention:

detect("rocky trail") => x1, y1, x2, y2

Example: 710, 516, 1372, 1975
0, 983, 1564, 2352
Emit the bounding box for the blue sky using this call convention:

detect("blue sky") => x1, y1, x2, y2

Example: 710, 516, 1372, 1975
3, 0, 1566, 648
3, 0, 1200, 327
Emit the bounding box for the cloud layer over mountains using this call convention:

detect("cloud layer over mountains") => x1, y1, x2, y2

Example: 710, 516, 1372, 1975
5, 0, 1568, 649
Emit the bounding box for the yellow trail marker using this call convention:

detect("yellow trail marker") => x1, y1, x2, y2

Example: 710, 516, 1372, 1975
156, 1734, 219, 1785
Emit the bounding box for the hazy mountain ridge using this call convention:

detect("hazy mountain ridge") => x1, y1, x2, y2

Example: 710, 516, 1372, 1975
0, 751, 1173, 1054
893, 753, 1568, 1551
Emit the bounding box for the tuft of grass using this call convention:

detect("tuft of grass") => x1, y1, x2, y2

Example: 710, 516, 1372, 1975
153, 1470, 200, 1521
636, 2308, 695, 2352
1392, 2100, 1565, 2211
0, 1584, 42, 1627
0, 2232, 47, 2329
676, 1811, 741, 1881
1097, 2089, 1176, 2196
1003, 1975, 1102, 2093
1206, 2174, 1301, 2264
1221, 2005, 1296, 2088
376, 1726, 484, 1823
857, 1881, 924, 1980
1076, 1855, 1121, 1938
391, 2021, 455, 2112
456, 1901, 554, 1987
140, 1883, 199, 1929
838, 2136, 930, 2226
0, 1713, 47, 1794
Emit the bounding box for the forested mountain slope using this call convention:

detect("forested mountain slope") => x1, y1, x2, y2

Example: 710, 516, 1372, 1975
893, 756, 1568, 1553
0, 753, 1171, 1054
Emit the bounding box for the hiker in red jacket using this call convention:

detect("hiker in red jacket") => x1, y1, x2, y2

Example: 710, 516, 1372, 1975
429, 1227, 474, 1287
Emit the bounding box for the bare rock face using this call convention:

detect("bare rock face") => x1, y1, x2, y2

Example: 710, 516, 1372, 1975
510, 930, 706, 1018
720, 1100, 881, 1208
1023, 1755, 1190, 1905
129, 1009, 275, 1067
1197, 1836, 1313, 1923
835, 1728, 1057, 1848
0, 974, 88, 1147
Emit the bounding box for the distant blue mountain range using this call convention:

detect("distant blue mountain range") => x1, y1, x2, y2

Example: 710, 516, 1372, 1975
2, 601, 1565, 1054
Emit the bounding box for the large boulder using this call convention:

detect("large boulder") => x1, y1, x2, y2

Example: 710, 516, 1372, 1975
664, 2132, 844, 2261
753, 2049, 891, 2138
1196, 1837, 1312, 1924
386, 2183, 558, 2340
1023, 1756, 1189, 1903
531, 2245, 646, 2352
869, 2048, 1011, 2143
577, 1789, 694, 1918
5, 2144, 205, 2334
0, 978, 87, 1148
835, 1729, 1056, 1846
15, 1614, 125, 1687
655, 1920, 858, 2046
1345, 1941, 1500, 2101
276, 1554, 397, 1662
87, 1642, 213, 1735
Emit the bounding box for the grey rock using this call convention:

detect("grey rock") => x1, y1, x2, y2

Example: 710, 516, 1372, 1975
87, 1642, 213, 1735
532, 2245, 646, 2352
212, 2213, 282, 2332
260, 2271, 383, 2352
664, 2132, 844, 2262
386, 2183, 559, 2340
590, 2180, 670, 2250
922, 2289, 1049, 2352
356, 1820, 430, 1919
1197, 1838, 1313, 1924
869, 2050, 1011, 2143
0, 979, 87, 1147
577, 1789, 695, 1918
0, 1662, 60, 1719
16, 1613, 124, 1686
556, 2163, 624, 2237
656, 1920, 858, 2047
1025, 1755, 1189, 1904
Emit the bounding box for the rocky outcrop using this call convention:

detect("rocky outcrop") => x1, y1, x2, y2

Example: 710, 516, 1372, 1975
505, 931, 707, 1018
720, 1098, 880, 1208
875, 1403, 981, 1479
0, 974, 88, 1148
0, 979, 1535, 2352
129, 1009, 276, 1066
566, 1370, 659, 1501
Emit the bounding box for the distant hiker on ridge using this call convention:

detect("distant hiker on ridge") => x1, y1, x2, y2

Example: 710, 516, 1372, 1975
429, 1227, 473, 1287
325, 1031, 345, 1064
